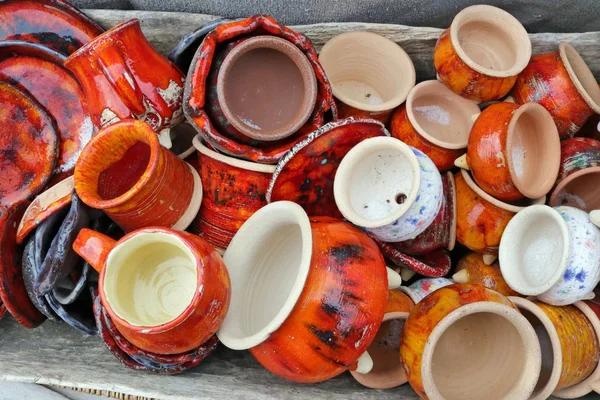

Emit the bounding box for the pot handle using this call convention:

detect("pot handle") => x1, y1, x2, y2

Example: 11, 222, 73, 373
387, 267, 402, 289
454, 153, 469, 170
351, 351, 374, 375
590, 210, 600, 228
72, 228, 117, 273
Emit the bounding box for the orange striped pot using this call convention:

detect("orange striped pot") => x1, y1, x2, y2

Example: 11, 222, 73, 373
452, 252, 519, 296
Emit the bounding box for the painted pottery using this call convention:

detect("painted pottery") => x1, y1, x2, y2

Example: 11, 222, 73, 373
52, 261, 89, 305
218, 201, 402, 383
267, 117, 389, 218
22, 234, 58, 321
398, 278, 453, 304
190, 136, 275, 250
334, 137, 443, 242
379, 243, 452, 278
453, 252, 518, 296
390, 80, 480, 171
318, 31, 415, 123
433, 5, 531, 102
45, 286, 98, 335
400, 284, 541, 400
183, 15, 336, 164
511, 42, 600, 138
499, 205, 600, 305
549, 138, 600, 211
73, 226, 230, 354
74, 120, 202, 233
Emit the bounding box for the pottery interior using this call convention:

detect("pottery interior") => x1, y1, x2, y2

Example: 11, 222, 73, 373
450, 5, 530, 77
217, 35, 318, 141
560, 42, 600, 114
550, 167, 600, 211
318, 31, 415, 112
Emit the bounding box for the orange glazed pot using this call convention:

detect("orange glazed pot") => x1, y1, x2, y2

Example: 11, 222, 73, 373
452, 252, 518, 296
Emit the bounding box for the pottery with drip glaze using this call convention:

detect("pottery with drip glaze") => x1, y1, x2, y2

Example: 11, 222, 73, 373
378, 244, 452, 278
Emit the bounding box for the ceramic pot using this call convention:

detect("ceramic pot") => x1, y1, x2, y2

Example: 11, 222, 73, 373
398, 278, 453, 304
500, 205, 600, 305
456, 102, 560, 201
379, 243, 452, 278
217, 201, 402, 383
400, 284, 541, 400
549, 138, 600, 211
190, 136, 275, 250
73, 226, 230, 354
334, 137, 443, 242
74, 120, 202, 233
511, 42, 600, 138
509, 297, 600, 399
453, 252, 518, 296
433, 5, 531, 102
318, 31, 415, 124
390, 80, 480, 171
64, 19, 185, 146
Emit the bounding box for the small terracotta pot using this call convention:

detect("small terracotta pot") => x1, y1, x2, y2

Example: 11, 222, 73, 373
511, 42, 600, 138
390, 80, 480, 171
549, 138, 600, 212
398, 278, 453, 304
509, 297, 600, 399
400, 284, 541, 400
73, 226, 230, 354
456, 101, 560, 201
334, 137, 443, 242
433, 5, 531, 102
319, 31, 415, 124
74, 120, 202, 233
190, 136, 275, 250
453, 252, 518, 296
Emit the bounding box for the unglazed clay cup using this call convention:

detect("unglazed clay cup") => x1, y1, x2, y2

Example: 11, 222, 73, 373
453, 252, 518, 296
334, 137, 443, 242
434, 5, 531, 102
398, 278, 453, 304
217, 201, 402, 383
391, 80, 480, 171
73, 226, 231, 354
512, 42, 600, 138
456, 102, 560, 201
499, 205, 600, 305
400, 284, 541, 400
74, 120, 202, 233
319, 31, 415, 123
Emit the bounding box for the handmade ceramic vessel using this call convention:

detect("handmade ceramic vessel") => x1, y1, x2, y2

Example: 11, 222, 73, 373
318, 31, 415, 123
217, 201, 402, 383
73, 226, 230, 354
511, 42, 600, 138
334, 137, 443, 242
500, 205, 600, 305
549, 138, 600, 211
390, 80, 480, 171
398, 278, 453, 304
74, 120, 202, 233
453, 252, 518, 296
378, 244, 452, 278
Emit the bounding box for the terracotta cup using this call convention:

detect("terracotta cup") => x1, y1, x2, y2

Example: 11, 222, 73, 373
500, 205, 600, 305
400, 284, 541, 400
74, 120, 202, 233
217, 201, 402, 383
456, 101, 560, 201
509, 297, 600, 399
453, 252, 518, 296
390, 80, 480, 171
399, 278, 453, 304
318, 31, 415, 124
434, 5, 531, 102
550, 138, 600, 212
334, 137, 443, 242
64, 19, 185, 147
190, 136, 275, 250
511, 42, 600, 138
73, 226, 231, 354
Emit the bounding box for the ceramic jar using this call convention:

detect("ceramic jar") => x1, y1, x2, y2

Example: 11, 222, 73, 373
511, 42, 600, 138
318, 31, 415, 124
390, 80, 480, 171
400, 284, 541, 400
500, 205, 600, 305
433, 5, 531, 102
453, 252, 518, 296
334, 137, 443, 242
398, 278, 453, 304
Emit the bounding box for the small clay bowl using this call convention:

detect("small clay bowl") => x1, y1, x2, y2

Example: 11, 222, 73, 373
453, 252, 518, 296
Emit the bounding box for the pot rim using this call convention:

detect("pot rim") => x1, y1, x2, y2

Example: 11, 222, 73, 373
559, 42, 600, 115
549, 166, 600, 210
444, 171, 458, 251
192, 134, 276, 173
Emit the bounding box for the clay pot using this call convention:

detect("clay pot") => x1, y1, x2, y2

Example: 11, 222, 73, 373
190, 136, 275, 250
400, 284, 541, 400
499, 205, 600, 305
378, 244, 452, 278
334, 137, 443, 242
217, 201, 402, 383
318, 31, 415, 124
456, 102, 560, 201
511, 42, 600, 138
433, 5, 531, 102
549, 138, 600, 211
74, 120, 202, 233
453, 252, 518, 296
398, 278, 453, 304
390, 80, 480, 171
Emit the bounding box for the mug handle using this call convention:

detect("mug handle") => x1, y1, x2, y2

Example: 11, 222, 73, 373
72, 228, 117, 273
590, 210, 600, 228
